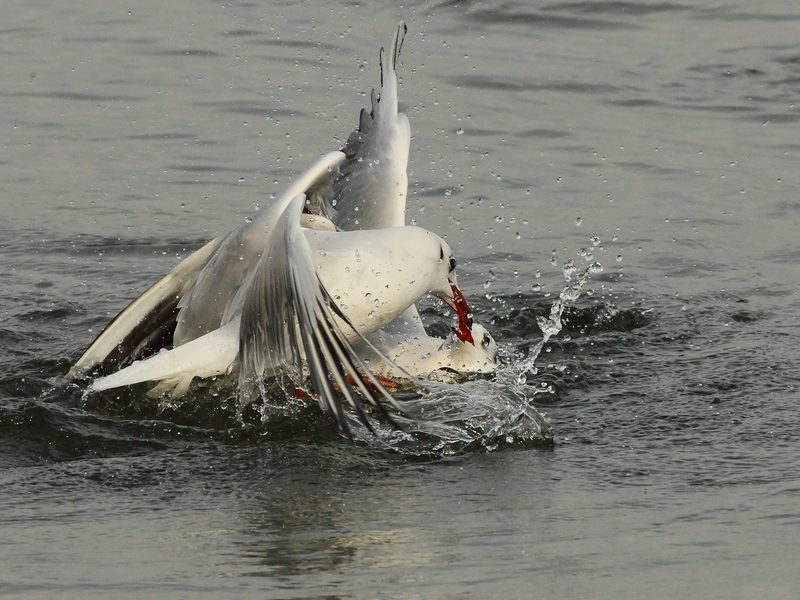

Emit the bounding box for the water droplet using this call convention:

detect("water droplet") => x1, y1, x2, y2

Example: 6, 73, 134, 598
563, 259, 577, 281
575, 217, 583, 227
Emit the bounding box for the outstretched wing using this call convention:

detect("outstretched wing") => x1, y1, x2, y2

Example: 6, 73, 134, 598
174, 151, 346, 346
68, 152, 346, 383
327, 22, 410, 231
65, 235, 225, 381
325, 23, 428, 345
238, 194, 406, 436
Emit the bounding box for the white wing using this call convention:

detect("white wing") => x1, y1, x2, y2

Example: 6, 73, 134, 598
238, 194, 406, 436
88, 319, 239, 397
174, 151, 346, 345
324, 23, 428, 344
328, 22, 410, 231
68, 152, 346, 382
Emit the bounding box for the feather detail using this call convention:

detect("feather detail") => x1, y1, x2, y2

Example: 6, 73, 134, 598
65, 235, 225, 381
174, 151, 345, 345
329, 22, 410, 231
238, 195, 406, 435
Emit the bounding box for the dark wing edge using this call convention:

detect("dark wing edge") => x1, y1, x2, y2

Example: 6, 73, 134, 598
238, 195, 409, 436
61, 235, 225, 383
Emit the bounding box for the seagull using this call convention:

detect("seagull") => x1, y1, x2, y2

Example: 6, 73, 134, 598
67, 23, 497, 435
365, 323, 498, 382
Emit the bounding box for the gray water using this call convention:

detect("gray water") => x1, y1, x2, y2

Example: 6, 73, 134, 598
2, 0, 800, 597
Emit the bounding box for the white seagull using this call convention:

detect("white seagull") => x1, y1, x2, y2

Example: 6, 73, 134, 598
66, 23, 497, 434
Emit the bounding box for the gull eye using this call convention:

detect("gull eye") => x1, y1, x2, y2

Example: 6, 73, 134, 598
482, 334, 491, 349
439, 246, 444, 261
449, 257, 456, 272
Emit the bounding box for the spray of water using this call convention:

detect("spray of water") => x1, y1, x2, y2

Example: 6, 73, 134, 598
516, 258, 604, 388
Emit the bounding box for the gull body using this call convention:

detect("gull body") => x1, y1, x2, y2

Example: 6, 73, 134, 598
89, 215, 467, 398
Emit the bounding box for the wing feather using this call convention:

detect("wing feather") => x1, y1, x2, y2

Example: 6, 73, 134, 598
174, 151, 346, 346
328, 22, 410, 231
238, 195, 406, 435
65, 235, 225, 381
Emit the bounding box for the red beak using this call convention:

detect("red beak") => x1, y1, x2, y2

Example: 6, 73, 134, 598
443, 282, 475, 345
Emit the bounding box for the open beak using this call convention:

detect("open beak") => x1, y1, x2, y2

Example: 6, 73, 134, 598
441, 281, 475, 345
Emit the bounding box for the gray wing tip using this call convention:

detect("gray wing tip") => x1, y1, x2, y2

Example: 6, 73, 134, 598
379, 22, 407, 88
298, 279, 410, 437
392, 22, 407, 71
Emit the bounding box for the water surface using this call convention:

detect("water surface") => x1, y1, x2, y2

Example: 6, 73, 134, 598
2, 0, 800, 597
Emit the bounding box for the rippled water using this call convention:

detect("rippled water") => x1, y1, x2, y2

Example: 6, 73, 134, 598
3, 0, 800, 597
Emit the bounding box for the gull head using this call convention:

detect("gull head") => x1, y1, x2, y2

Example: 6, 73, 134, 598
443, 323, 498, 373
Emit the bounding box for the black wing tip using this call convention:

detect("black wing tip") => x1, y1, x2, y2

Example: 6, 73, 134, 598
394, 22, 407, 68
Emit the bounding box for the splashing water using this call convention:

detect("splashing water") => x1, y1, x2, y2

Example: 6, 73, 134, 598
342, 252, 605, 454
515, 258, 604, 387
77, 251, 605, 456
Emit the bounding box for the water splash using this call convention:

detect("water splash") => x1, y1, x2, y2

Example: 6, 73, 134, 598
73, 252, 607, 456
516, 258, 604, 387
339, 251, 606, 454
340, 378, 554, 456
